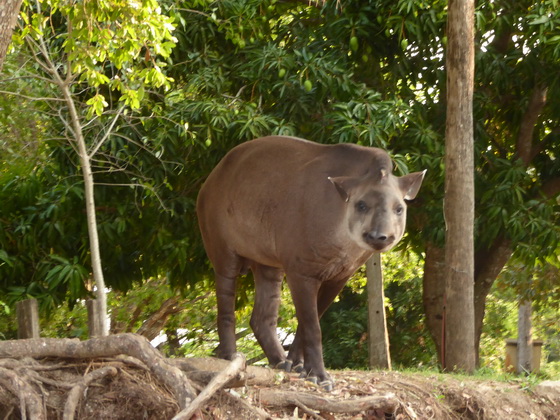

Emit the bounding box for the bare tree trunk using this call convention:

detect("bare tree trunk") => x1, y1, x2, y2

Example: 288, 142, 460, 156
443, 0, 476, 372
366, 254, 391, 369
517, 299, 533, 374
60, 83, 109, 336
0, 0, 23, 71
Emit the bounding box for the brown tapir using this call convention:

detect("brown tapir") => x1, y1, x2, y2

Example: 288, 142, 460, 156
196, 136, 425, 390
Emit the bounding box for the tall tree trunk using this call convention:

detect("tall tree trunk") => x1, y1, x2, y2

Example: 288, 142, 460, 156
443, 0, 476, 372
0, 0, 23, 71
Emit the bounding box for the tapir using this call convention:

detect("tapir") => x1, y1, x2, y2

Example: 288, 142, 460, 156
196, 136, 425, 390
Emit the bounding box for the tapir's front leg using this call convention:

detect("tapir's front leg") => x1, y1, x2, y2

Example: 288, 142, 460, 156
287, 278, 349, 385
286, 274, 332, 389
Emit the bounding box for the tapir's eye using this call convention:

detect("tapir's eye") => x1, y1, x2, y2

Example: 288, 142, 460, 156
395, 205, 404, 215
356, 201, 369, 213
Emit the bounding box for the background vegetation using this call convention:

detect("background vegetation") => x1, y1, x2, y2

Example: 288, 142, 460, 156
1, 0, 558, 375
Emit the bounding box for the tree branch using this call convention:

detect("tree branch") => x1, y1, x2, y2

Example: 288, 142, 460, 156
136, 296, 181, 341
88, 105, 125, 158
516, 84, 548, 166
0, 89, 66, 102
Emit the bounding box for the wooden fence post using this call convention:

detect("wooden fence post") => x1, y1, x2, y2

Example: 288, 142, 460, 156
517, 299, 533, 374
87, 299, 104, 337
366, 254, 391, 369
16, 298, 40, 339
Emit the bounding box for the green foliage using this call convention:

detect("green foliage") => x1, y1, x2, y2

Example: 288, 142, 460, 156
497, 256, 560, 306
14, 0, 176, 113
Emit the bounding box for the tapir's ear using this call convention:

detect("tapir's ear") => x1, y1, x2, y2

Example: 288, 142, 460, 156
328, 176, 359, 203
399, 170, 426, 200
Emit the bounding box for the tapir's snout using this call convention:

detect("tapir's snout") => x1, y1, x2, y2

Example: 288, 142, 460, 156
363, 231, 396, 251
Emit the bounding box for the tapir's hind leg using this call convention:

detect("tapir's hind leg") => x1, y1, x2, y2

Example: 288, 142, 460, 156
250, 263, 287, 368
213, 254, 246, 360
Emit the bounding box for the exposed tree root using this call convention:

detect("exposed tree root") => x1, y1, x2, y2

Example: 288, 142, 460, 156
222, 388, 272, 420
63, 366, 118, 420
0, 333, 197, 409
0, 366, 45, 420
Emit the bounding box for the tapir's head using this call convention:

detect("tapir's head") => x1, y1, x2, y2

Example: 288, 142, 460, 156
328, 167, 425, 253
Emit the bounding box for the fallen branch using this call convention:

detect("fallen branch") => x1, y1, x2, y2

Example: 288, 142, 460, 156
259, 389, 399, 415
63, 366, 118, 420
0, 333, 197, 409
136, 296, 181, 341
172, 352, 247, 420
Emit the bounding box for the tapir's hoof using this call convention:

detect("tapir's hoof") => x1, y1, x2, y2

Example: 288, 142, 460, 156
298, 374, 335, 391
319, 380, 334, 392
275, 360, 293, 372
291, 362, 305, 373
300, 373, 318, 384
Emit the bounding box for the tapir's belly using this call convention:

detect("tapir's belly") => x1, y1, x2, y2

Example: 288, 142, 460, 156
223, 206, 371, 281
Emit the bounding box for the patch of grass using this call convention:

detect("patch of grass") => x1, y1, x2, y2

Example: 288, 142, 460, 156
394, 364, 556, 390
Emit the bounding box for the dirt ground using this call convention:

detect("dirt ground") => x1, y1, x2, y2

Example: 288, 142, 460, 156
1, 355, 558, 420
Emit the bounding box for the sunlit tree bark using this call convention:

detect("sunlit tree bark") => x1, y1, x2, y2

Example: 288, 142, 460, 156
443, 0, 476, 372
0, 0, 23, 71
